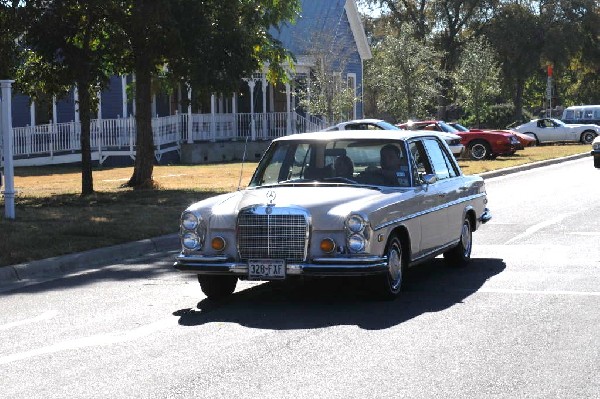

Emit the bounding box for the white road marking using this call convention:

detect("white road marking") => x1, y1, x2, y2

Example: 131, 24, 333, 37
0, 317, 178, 365
0, 310, 58, 331
504, 213, 572, 244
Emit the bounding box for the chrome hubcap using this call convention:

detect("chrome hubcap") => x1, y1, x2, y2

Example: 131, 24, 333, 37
471, 144, 486, 159
388, 244, 402, 290
461, 222, 472, 257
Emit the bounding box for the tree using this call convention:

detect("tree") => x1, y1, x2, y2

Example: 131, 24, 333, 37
116, 0, 300, 189
0, 1, 22, 79
365, 24, 442, 122
296, 32, 358, 124
485, 4, 543, 121
21, 0, 124, 196
363, 0, 498, 118
454, 37, 501, 127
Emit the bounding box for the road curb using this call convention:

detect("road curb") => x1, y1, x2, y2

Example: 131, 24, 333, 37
1, 233, 180, 286
479, 152, 589, 179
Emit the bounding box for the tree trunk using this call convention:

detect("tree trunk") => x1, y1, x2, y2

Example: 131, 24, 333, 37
78, 80, 94, 196
513, 78, 525, 122
127, 63, 155, 189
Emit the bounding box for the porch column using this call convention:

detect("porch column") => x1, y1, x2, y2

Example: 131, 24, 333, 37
131, 74, 136, 116
306, 83, 311, 127
74, 86, 80, 123
210, 93, 216, 142
1, 80, 15, 219
232, 92, 238, 138
151, 94, 157, 117
30, 101, 36, 127
121, 75, 128, 118
261, 75, 267, 138
187, 85, 193, 144
97, 91, 102, 119
52, 96, 57, 124
247, 80, 256, 140
285, 82, 292, 135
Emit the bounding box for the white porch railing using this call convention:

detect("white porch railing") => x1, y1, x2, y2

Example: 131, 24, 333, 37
1, 111, 327, 166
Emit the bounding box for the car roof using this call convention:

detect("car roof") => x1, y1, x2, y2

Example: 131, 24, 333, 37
273, 129, 444, 142
337, 119, 386, 125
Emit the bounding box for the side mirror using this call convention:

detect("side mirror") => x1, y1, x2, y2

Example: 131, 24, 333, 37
423, 174, 437, 185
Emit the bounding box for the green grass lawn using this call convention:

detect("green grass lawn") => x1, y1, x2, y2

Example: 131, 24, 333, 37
0, 144, 590, 267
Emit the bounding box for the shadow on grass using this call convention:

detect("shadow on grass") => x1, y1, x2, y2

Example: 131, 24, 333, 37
174, 258, 506, 331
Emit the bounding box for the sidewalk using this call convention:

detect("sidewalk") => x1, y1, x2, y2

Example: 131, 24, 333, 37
0, 152, 590, 288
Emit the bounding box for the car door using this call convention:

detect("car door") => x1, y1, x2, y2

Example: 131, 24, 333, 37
537, 118, 564, 142
420, 137, 464, 247
407, 139, 449, 256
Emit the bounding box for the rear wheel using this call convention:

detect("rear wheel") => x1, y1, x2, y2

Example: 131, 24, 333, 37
370, 236, 405, 300
198, 275, 238, 300
443, 217, 472, 267
468, 140, 491, 160
581, 131, 596, 144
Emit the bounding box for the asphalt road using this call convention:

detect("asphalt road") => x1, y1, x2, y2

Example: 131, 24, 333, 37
0, 156, 598, 398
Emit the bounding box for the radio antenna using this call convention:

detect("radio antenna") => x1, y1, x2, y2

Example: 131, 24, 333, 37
237, 135, 249, 191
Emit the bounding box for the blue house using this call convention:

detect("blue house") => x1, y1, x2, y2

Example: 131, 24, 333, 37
3, 0, 371, 166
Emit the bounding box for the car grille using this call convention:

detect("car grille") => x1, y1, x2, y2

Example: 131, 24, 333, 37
237, 207, 309, 262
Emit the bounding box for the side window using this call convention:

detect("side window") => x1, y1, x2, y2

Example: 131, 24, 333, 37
408, 141, 433, 185
422, 138, 458, 181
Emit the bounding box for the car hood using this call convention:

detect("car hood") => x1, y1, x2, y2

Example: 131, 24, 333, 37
186, 185, 418, 230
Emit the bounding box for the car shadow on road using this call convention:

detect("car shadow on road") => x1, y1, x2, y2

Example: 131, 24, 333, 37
174, 258, 506, 330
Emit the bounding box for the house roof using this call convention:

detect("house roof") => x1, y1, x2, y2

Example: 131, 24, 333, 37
272, 0, 372, 62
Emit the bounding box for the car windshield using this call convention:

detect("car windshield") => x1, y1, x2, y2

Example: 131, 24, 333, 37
249, 138, 411, 188
437, 121, 460, 133
451, 123, 469, 132
552, 119, 566, 127
376, 121, 402, 130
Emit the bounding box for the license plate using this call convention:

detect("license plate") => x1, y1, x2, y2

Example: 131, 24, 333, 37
248, 259, 286, 280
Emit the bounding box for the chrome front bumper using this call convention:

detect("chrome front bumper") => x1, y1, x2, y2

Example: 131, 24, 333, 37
479, 208, 492, 224
174, 254, 388, 277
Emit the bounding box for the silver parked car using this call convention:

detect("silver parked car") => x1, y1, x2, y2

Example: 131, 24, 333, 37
325, 119, 465, 158
513, 118, 599, 145
174, 130, 491, 300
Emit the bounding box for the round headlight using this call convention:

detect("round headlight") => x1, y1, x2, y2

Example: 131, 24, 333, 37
347, 234, 365, 253
182, 232, 201, 250
346, 214, 366, 233
181, 212, 199, 231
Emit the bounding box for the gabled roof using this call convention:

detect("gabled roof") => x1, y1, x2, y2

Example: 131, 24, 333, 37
271, 0, 372, 62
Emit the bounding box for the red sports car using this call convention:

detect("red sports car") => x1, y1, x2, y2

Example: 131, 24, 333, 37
449, 122, 536, 149
398, 120, 521, 160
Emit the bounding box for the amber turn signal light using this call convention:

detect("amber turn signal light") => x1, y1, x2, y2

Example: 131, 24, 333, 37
211, 236, 226, 251
320, 238, 336, 253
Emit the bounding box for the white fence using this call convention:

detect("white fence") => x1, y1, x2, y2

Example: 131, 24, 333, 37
1, 111, 326, 166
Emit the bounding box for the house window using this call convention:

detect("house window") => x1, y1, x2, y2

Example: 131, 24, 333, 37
347, 73, 357, 120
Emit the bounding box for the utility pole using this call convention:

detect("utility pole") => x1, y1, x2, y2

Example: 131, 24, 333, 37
546, 64, 553, 118
1, 80, 15, 219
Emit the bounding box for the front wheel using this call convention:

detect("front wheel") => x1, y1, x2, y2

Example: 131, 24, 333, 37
468, 140, 491, 160
198, 275, 238, 300
581, 131, 596, 145
443, 217, 472, 267
370, 236, 405, 300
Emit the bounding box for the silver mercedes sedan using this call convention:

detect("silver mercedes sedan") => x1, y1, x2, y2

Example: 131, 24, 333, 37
174, 130, 491, 300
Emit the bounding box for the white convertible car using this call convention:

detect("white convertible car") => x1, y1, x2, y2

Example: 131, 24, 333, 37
174, 130, 491, 300
513, 118, 599, 145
